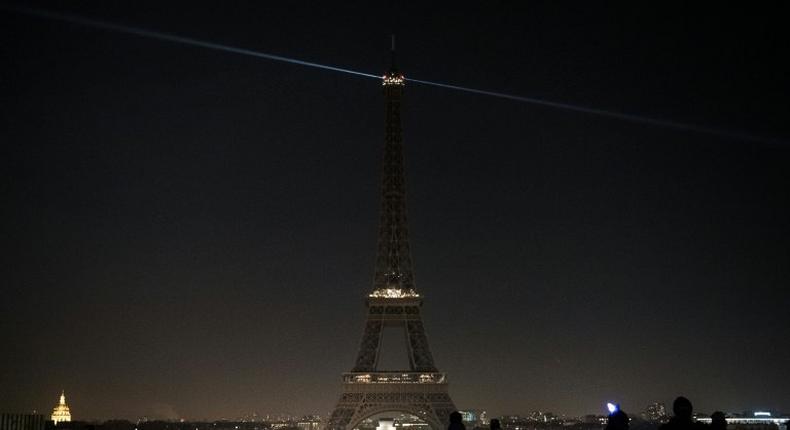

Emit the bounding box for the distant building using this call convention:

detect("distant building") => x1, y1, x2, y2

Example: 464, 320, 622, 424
0, 414, 46, 430
296, 416, 321, 430
697, 413, 789, 430
51, 392, 72, 424
459, 410, 487, 427
44, 420, 95, 430
527, 412, 559, 423
642, 403, 667, 422
582, 415, 608, 426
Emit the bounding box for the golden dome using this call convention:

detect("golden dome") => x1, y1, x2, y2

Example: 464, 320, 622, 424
51, 390, 71, 424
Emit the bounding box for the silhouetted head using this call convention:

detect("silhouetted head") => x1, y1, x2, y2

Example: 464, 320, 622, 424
710, 412, 727, 430
450, 412, 463, 424
490, 419, 501, 430
606, 410, 629, 430
673, 397, 693, 420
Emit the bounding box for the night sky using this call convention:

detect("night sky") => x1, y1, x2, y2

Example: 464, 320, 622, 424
2, 1, 789, 421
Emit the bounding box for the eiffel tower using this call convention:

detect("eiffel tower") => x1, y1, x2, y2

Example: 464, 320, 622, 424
326, 44, 457, 430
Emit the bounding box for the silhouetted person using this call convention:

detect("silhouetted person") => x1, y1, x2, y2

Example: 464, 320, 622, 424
710, 412, 727, 430
449, 412, 466, 430
659, 397, 706, 430
606, 410, 629, 430
490, 419, 501, 430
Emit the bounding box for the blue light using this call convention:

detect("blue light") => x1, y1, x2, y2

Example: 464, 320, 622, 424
607, 403, 618, 414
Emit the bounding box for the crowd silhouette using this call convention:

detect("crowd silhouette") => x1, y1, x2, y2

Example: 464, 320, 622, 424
450, 397, 732, 430
710, 412, 727, 430
448, 412, 466, 430
606, 409, 629, 430
656, 397, 709, 430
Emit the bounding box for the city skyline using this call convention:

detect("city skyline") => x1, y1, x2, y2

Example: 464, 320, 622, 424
6, 392, 789, 422
2, 1, 789, 422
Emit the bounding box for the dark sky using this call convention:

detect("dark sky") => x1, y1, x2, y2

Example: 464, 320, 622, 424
2, 1, 789, 421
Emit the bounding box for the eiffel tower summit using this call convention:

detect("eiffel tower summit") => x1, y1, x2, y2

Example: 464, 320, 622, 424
326, 42, 457, 430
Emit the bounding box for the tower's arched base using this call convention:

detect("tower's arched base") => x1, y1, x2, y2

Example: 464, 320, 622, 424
326, 376, 456, 430
354, 411, 432, 430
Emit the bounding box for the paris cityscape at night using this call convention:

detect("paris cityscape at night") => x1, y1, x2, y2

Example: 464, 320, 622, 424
2, 3, 788, 430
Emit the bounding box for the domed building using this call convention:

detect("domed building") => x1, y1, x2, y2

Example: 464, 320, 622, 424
51, 391, 71, 424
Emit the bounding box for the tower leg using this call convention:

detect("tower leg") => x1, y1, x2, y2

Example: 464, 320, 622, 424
352, 320, 383, 372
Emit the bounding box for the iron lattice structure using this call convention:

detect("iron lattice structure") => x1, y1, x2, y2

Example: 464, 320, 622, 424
326, 59, 456, 430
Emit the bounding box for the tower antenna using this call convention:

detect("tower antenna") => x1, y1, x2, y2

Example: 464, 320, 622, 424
389, 34, 397, 71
